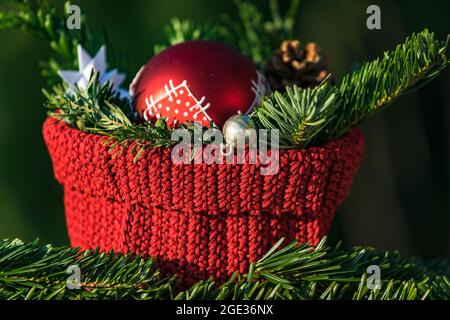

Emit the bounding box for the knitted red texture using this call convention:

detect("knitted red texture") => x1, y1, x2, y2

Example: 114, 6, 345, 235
43, 117, 365, 283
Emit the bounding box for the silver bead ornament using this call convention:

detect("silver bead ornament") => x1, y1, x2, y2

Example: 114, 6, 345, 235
223, 115, 257, 148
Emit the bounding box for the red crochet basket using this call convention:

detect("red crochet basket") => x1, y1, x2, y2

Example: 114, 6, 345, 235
43, 117, 365, 283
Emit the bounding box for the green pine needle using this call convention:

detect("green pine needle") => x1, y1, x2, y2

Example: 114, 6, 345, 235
44, 74, 174, 152
0, 237, 448, 300
253, 29, 449, 147
252, 81, 341, 147
154, 18, 219, 54
330, 29, 450, 139
220, 0, 300, 68
0, 0, 115, 85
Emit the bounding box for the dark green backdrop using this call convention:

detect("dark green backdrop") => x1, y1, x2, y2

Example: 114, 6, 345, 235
0, 0, 449, 259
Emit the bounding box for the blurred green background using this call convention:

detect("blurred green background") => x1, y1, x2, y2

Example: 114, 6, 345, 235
0, 0, 449, 259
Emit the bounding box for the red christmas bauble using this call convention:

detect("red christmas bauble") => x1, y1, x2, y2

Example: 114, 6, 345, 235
130, 40, 267, 128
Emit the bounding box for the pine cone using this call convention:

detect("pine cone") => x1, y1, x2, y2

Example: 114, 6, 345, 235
265, 40, 332, 91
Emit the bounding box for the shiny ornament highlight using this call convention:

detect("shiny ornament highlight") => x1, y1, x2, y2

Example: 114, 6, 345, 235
223, 114, 257, 147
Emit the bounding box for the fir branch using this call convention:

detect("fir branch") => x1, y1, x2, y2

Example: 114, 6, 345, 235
329, 29, 449, 138
0, 238, 448, 300
252, 82, 341, 147
0, 239, 174, 300
0, 0, 124, 84
265, 0, 301, 44
44, 74, 174, 152
253, 30, 449, 147
44, 73, 213, 158
221, 0, 301, 68
154, 18, 219, 54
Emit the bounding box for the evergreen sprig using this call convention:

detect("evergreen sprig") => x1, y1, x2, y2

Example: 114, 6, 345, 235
0, 0, 111, 84
253, 81, 341, 147
0, 238, 448, 300
44, 74, 174, 152
253, 30, 449, 147
221, 0, 301, 68
44, 74, 213, 158
154, 18, 219, 54
330, 29, 450, 138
